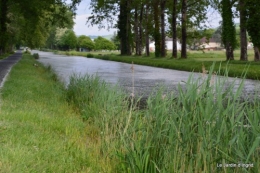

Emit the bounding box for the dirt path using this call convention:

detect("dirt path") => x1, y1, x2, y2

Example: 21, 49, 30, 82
0, 50, 22, 88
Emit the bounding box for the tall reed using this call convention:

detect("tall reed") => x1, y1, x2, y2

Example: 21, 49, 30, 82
66, 65, 260, 172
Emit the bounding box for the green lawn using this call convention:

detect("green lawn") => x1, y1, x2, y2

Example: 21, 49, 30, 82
0, 53, 91, 172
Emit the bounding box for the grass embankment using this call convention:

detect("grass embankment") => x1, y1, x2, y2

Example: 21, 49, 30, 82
0, 53, 91, 172
66, 64, 260, 172
0, 53, 12, 60
54, 50, 260, 80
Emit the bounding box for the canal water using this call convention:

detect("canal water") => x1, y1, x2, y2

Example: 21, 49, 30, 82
33, 50, 260, 99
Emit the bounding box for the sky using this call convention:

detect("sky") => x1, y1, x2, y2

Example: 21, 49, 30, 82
73, 0, 117, 36
72, 0, 223, 36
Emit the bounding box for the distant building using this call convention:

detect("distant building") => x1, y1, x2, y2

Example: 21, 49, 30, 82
149, 38, 181, 52
199, 37, 222, 50
79, 48, 89, 52
248, 42, 254, 49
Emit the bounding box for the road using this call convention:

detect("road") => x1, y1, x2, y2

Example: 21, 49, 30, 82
0, 51, 22, 88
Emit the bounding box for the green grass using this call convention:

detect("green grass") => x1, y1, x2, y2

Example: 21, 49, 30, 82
65, 64, 260, 172
1, 52, 260, 172
0, 52, 12, 60
54, 49, 260, 80
0, 54, 91, 172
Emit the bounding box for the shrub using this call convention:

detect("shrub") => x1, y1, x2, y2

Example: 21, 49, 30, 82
32, 53, 39, 59
86, 53, 94, 58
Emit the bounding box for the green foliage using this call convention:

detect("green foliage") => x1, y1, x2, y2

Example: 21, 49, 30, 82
44, 7, 75, 49
0, 0, 80, 52
86, 53, 94, 58
32, 53, 39, 59
66, 74, 128, 121
77, 35, 95, 50
221, 0, 236, 48
110, 32, 120, 50
246, 0, 260, 49
94, 36, 116, 51
59, 30, 77, 50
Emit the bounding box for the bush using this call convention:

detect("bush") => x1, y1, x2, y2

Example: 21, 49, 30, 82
23, 50, 31, 54
32, 53, 39, 59
86, 53, 94, 58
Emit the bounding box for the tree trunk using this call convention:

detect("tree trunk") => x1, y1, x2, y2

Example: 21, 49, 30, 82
0, 0, 8, 55
226, 42, 234, 60
239, 0, 247, 61
118, 0, 131, 55
153, 1, 161, 57
127, 0, 132, 55
221, 0, 235, 61
138, 4, 144, 56
134, 8, 139, 55
172, 0, 177, 58
160, 0, 166, 57
181, 0, 187, 58
145, 4, 150, 56
254, 47, 260, 61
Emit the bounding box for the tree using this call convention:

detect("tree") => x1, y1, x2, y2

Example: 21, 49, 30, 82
0, 0, 9, 54
132, 0, 144, 56
77, 35, 95, 51
88, 0, 132, 55
45, 7, 75, 49
0, 0, 81, 54
239, 0, 247, 61
246, 0, 260, 61
160, 0, 167, 57
153, 0, 161, 57
111, 32, 120, 50
144, 0, 152, 56
181, 0, 187, 58
171, 0, 178, 58
59, 30, 77, 50
94, 36, 116, 51
221, 0, 236, 60
118, 0, 132, 55
180, 0, 209, 58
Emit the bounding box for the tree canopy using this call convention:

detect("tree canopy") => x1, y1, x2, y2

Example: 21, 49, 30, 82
94, 36, 116, 51
77, 35, 95, 51
0, 0, 81, 54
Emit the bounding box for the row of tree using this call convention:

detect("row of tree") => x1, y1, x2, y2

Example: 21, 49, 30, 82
88, 0, 260, 61
0, 0, 82, 55
46, 29, 116, 51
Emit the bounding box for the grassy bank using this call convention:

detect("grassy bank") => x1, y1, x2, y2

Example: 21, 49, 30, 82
0, 53, 12, 60
0, 53, 91, 172
54, 50, 260, 80
66, 65, 260, 172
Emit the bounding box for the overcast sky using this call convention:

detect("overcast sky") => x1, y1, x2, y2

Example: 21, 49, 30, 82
73, 0, 117, 36
73, 0, 223, 36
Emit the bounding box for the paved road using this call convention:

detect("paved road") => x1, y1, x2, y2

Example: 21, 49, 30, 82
0, 50, 22, 88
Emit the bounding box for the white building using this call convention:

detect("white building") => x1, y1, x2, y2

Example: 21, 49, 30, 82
149, 41, 181, 52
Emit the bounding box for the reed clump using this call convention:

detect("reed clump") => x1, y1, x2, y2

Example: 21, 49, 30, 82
66, 64, 260, 172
